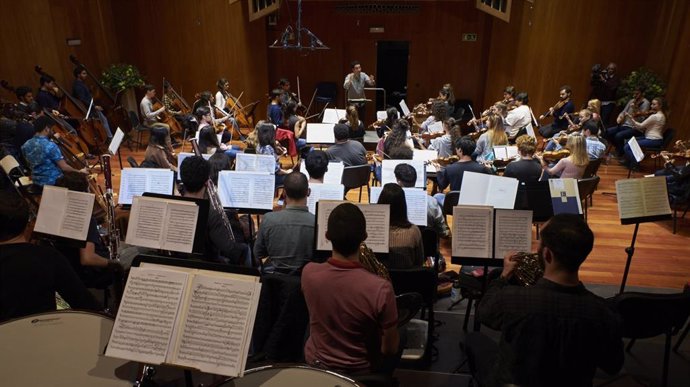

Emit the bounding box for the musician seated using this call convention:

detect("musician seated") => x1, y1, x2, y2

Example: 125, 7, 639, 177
339, 105, 365, 139
140, 84, 175, 151
255, 172, 314, 275
326, 123, 367, 167
53, 172, 124, 288
584, 123, 606, 160
504, 135, 543, 183
21, 116, 88, 188
373, 107, 399, 138
143, 127, 178, 172
72, 66, 113, 139
620, 97, 667, 170
268, 89, 283, 127
382, 120, 414, 158
473, 114, 508, 163
284, 100, 308, 151
195, 106, 242, 158
0, 191, 99, 322
505, 92, 532, 141
655, 157, 690, 205
376, 183, 424, 269
302, 202, 400, 376
607, 87, 650, 157
179, 156, 251, 266
257, 123, 293, 188
305, 150, 329, 184
419, 100, 449, 134
163, 81, 195, 137
543, 109, 592, 152
434, 136, 492, 207
427, 118, 454, 158
14, 85, 40, 119
467, 214, 623, 387
539, 134, 589, 180
394, 163, 450, 238
538, 85, 575, 138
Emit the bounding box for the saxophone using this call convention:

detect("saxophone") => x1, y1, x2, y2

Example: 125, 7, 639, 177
358, 243, 390, 281
512, 252, 544, 287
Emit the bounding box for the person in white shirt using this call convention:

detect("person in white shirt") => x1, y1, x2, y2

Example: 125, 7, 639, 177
621, 97, 667, 169
139, 84, 173, 152
505, 92, 533, 141
214, 78, 240, 134
343, 60, 375, 120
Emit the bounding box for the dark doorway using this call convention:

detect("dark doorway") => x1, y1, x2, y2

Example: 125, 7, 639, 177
376, 41, 409, 113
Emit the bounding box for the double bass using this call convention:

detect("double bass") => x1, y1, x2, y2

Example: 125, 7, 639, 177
152, 96, 184, 137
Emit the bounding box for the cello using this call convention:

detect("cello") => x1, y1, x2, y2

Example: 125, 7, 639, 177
152, 95, 184, 137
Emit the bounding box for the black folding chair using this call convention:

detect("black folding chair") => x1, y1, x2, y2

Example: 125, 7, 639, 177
341, 164, 371, 202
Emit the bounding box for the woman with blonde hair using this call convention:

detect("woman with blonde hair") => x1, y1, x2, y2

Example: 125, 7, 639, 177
539, 133, 589, 179
474, 113, 508, 162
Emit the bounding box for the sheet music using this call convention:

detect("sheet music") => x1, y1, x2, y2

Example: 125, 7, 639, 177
307, 183, 344, 214
369, 186, 427, 226
126, 196, 167, 249
428, 121, 444, 134
381, 159, 426, 188
399, 100, 411, 117
217, 171, 275, 210
376, 111, 387, 120
493, 146, 518, 160
34, 186, 94, 241
306, 123, 336, 144
106, 267, 188, 365
300, 161, 344, 185
322, 109, 346, 124
616, 177, 671, 219
235, 153, 276, 174
177, 152, 212, 172
459, 172, 518, 209
174, 274, 261, 377
452, 205, 493, 258
494, 209, 532, 259
627, 137, 645, 162
161, 201, 200, 253
119, 168, 175, 205
108, 127, 125, 155
316, 201, 390, 253
641, 176, 672, 215
548, 178, 582, 215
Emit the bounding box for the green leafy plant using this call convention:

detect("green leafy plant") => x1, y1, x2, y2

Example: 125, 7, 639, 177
617, 67, 666, 106
100, 64, 145, 93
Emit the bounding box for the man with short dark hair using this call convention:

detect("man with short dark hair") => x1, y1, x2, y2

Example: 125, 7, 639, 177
0, 191, 98, 322
14, 86, 39, 118
179, 156, 250, 265
72, 66, 112, 139
583, 121, 606, 160
436, 136, 491, 192
326, 123, 367, 166
254, 171, 315, 274
538, 86, 575, 138
305, 150, 329, 183
394, 163, 449, 238
140, 84, 174, 152
470, 214, 623, 387
344, 60, 375, 120
302, 202, 399, 374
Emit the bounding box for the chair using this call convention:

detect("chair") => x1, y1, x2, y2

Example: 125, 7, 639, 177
670, 189, 690, 234
515, 181, 553, 237
341, 164, 371, 202
441, 190, 460, 226
0, 155, 40, 210
577, 175, 600, 221
128, 110, 151, 151
388, 267, 437, 365
126, 156, 139, 168
609, 291, 690, 387
643, 128, 675, 169
315, 82, 337, 105
583, 157, 603, 178
420, 227, 439, 270
396, 292, 423, 327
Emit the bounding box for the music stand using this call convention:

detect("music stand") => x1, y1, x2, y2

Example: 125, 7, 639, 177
618, 214, 672, 293
141, 192, 209, 256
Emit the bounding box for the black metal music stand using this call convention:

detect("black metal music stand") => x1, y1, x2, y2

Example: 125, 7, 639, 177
618, 214, 672, 293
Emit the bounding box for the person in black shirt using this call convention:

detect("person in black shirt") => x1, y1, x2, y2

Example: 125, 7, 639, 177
468, 214, 624, 387
503, 134, 543, 183
0, 191, 98, 322
434, 136, 492, 207
72, 66, 113, 139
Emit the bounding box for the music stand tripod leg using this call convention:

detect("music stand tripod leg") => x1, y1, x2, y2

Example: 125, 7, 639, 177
619, 222, 640, 293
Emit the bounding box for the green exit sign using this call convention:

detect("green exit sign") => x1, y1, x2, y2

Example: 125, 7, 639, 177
462, 33, 478, 42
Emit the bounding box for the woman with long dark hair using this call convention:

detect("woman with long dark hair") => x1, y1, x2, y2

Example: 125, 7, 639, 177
376, 183, 424, 269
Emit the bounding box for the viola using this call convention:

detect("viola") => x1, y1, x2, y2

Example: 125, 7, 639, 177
541, 149, 571, 162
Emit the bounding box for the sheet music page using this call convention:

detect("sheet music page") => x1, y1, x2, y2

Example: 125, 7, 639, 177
322, 109, 346, 124
177, 152, 212, 171
306, 123, 336, 144
126, 196, 168, 249
217, 171, 274, 210
307, 183, 344, 215
376, 111, 387, 120
235, 153, 256, 172
146, 169, 175, 195
119, 168, 148, 205
428, 121, 444, 134
628, 137, 645, 162
255, 154, 277, 174
323, 162, 345, 185
493, 146, 508, 160
399, 100, 411, 116
160, 201, 199, 253
494, 209, 532, 259
381, 159, 426, 188
370, 186, 427, 226
174, 274, 261, 377
59, 190, 96, 240
106, 267, 188, 365
452, 205, 493, 258
525, 123, 536, 138
108, 127, 125, 155
640, 176, 671, 216
615, 179, 646, 219
506, 146, 519, 159
485, 175, 519, 209
458, 172, 490, 206
316, 202, 390, 253
413, 149, 439, 163
34, 186, 67, 236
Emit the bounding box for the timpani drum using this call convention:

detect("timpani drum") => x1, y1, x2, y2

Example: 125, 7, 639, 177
212, 365, 362, 387
0, 310, 138, 386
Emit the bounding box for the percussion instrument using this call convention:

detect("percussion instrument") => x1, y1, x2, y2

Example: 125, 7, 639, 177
211, 364, 361, 387
0, 311, 137, 386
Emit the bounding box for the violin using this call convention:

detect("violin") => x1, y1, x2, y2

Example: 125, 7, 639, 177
540, 99, 568, 119
540, 149, 571, 162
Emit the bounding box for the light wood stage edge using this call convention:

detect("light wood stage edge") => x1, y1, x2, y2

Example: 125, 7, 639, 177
103, 141, 690, 290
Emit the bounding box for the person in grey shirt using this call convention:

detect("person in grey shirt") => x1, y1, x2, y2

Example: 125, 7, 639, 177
344, 60, 375, 119
254, 172, 315, 274
326, 123, 368, 167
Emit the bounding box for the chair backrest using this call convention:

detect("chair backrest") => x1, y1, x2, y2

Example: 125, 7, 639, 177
315, 82, 337, 101
516, 180, 554, 223
341, 164, 371, 189
128, 110, 141, 128
396, 293, 423, 327
126, 156, 139, 168
442, 191, 460, 216
420, 227, 439, 259
610, 291, 690, 339
0, 155, 20, 175
577, 175, 600, 200
662, 127, 675, 149
388, 267, 437, 307
583, 158, 603, 178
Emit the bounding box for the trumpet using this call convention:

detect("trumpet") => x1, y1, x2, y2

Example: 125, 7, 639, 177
512, 252, 544, 287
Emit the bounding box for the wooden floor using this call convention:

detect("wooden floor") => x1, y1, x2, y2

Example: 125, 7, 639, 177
103, 139, 690, 290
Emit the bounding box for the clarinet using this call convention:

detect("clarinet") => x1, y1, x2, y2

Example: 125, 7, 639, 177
190, 139, 236, 241
101, 154, 120, 262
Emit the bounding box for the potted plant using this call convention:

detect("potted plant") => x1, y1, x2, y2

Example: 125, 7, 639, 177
100, 64, 146, 114
617, 67, 666, 106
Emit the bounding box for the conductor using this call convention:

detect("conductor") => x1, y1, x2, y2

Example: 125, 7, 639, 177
343, 60, 375, 121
